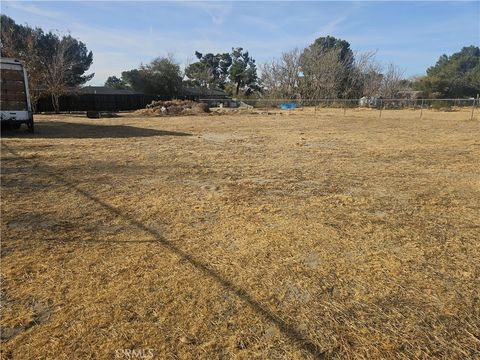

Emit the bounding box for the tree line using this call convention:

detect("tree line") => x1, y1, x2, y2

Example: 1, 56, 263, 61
2, 14, 479, 111
413, 46, 480, 98
105, 47, 261, 98
1, 15, 94, 112
109, 35, 479, 100
260, 36, 407, 100
259, 37, 479, 100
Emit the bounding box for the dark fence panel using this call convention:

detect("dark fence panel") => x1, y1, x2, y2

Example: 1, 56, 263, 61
35, 93, 159, 113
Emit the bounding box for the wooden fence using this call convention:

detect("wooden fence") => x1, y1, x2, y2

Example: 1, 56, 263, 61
35, 93, 160, 113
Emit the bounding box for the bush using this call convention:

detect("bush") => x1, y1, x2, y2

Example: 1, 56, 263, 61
430, 100, 452, 111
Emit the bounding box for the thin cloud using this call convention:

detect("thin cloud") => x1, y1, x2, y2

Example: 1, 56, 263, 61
318, 15, 347, 35
314, 1, 365, 39
239, 14, 280, 32
178, 2, 233, 25
2, 1, 477, 82
4, 1, 62, 19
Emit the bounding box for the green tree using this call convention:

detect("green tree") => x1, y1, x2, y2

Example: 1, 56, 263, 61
229, 47, 260, 96
413, 46, 480, 98
121, 69, 146, 92
300, 36, 355, 99
104, 76, 129, 89
142, 56, 182, 97
184, 48, 260, 97
308, 36, 354, 70
61, 35, 94, 87
37, 32, 94, 112
1, 15, 94, 112
120, 56, 182, 98
185, 51, 232, 89
1, 15, 45, 109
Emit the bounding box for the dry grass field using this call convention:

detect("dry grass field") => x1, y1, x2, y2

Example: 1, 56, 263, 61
1, 108, 479, 359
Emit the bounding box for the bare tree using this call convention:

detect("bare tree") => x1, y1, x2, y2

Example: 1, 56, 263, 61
261, 44, 405, 102
44, 39, 69, 113
22, 32, 46, 112
2, 16, 93, 113
279, 48, 301, 98
260, 59, 283, 98
260, 48, 301, 99
362, 71, 383, 99
380, 63, 405, 98
345, 50, 383, 99
300, 46, 346, 100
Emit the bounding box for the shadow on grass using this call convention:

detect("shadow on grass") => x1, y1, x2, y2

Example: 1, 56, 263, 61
1, 121, 191, 139
2, 143, 327, 359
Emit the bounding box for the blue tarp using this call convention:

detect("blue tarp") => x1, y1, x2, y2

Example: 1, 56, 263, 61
279, 103, 299, 110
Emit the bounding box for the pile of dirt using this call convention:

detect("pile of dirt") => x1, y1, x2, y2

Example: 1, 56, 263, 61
134, 100, 210, 116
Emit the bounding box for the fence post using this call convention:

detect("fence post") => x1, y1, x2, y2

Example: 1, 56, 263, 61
343, 99, 347, 116
471, 97, 476, 121
379, 99, 383, 118
314, 99, 317, 116
420, 99, 424, 119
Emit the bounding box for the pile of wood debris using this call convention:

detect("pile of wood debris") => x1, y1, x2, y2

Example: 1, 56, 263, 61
134, 100, 210, 116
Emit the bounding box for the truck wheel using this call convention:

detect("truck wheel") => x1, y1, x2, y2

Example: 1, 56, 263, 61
27, 121, 34, 133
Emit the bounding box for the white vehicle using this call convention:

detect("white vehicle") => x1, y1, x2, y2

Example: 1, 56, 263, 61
0, 58, 34, 132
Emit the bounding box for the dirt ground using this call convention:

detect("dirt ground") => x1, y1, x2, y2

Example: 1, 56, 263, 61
1, 107, 479, 359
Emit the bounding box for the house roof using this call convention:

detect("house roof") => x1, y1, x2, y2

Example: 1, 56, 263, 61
33, 85, 231, 97
182, 86, 229, 97
78, 86, 143, 95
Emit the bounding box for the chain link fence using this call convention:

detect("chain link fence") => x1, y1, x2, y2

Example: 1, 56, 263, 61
199, 98, 479, 120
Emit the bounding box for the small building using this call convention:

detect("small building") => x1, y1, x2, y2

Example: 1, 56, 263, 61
359, 96, 380, 107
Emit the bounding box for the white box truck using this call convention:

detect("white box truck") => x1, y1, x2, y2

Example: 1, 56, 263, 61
0, 58, 34, 132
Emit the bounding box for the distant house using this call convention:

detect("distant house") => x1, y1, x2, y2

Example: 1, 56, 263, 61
180, 86, 237, 107
359, 96, 380, 107
78, 86, 143, 96
181, 86, 230, 101
397, 90, 424, 99
35, 86, 158, 113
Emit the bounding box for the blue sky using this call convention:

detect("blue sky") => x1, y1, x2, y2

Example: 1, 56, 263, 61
2, 1, 479, 85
